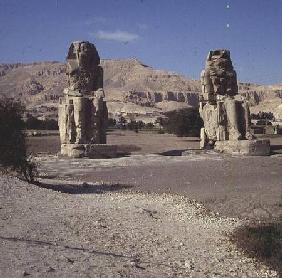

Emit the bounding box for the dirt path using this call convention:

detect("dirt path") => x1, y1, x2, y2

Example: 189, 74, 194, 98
0, 177, 277, 277
37, 152, 282, 220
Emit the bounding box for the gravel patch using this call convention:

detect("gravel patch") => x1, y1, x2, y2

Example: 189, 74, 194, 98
0, 176, 277, 277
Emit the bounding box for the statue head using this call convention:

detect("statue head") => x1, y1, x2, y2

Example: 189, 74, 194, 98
202, 49, 238, 99
66, 41, 102, 92
67, 41, 100, 70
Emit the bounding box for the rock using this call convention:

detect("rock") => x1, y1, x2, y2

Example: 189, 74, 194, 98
47, 266, 55, 272
22, 78, 44, 95
214, 139, 271, 156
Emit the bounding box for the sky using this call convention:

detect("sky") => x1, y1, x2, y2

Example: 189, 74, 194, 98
0, 0, 281, 84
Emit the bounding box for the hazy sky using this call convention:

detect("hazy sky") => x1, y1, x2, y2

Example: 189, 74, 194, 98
0, 0, 281, 84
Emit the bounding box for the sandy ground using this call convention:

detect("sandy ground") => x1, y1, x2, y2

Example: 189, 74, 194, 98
37, 150, 282, 221
1, 130, 281, 276
29, 130, 282, 220
0, 176, 278, 277
26, 130, 200, 156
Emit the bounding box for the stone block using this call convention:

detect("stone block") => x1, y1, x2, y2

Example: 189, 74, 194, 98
214, 139, 270, 156
61, 144, 118, 159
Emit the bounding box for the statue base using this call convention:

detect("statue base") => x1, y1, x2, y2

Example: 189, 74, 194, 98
214, 139, 270, 156
61, 144, 118, 159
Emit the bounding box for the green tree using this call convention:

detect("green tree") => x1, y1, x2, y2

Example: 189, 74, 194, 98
25, 115, 42, 129
25, 116, 58, 130
0, 97, 37, 182
43, 119, 58, 130
164, 107, 203, 137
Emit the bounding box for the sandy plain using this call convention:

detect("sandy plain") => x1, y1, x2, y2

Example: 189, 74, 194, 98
0, 130, 281, 277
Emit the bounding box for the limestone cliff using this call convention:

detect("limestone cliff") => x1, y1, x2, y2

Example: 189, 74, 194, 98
0, 59, 281, 120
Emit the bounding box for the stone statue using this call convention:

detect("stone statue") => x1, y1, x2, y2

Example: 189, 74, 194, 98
66, 41, 103, 93
58, 41, 116, 158
200, 49, 238, 103
199, 49, 270, 155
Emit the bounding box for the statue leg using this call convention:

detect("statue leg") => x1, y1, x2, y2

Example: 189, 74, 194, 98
242, 101, 254, 140
224, 98, 242, 140
200, 128, 207, 149
73, 97, 85, 144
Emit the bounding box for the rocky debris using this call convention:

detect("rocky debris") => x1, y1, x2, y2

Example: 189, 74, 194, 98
36, 67, 65, 77
240, 89, 282, 106
0, 176, 278, 277
0, 63, 23, 75
21, 78, 44, 95
124, 90, 199, 107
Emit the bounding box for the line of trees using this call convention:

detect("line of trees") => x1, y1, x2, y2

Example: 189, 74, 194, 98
25, 115, 58, 130
108, 108, 203, 136
108, 117, 155, 132
163, 107, 203, 137
250, 112, 274, 121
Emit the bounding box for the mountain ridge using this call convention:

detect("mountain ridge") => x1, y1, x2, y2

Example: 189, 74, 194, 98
0, 59, 281, 120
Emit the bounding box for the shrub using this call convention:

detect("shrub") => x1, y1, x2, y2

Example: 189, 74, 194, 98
127, 120, 139, 132
43, 119, 58, 130
251, 112, 275, 121
164, 107, 203, 137
145, 122, 154, 129
256, 119, 272, 126
107, 118, 116, 128
232, 221, 282, 274
0, 97, 37, 183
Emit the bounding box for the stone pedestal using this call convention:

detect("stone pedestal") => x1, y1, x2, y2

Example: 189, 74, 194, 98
214, 139, 270, 156
61, 144, 118, 158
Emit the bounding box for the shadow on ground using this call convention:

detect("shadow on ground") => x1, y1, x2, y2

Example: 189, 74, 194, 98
0, 235, 130, 258
231, 220, 282, 276
35, 181, 133, 194
158, 149, 187, 156
116, 145, 142, 157
271, 144, 282, 154
180, 139, 200, 142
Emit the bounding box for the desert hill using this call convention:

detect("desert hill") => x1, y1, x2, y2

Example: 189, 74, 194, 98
0, 59, 281, 120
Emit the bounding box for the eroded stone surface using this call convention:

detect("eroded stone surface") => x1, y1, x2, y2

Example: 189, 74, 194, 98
199, 49, 270, 155
66, 41, 102, 93
200, 49, 238, 103
215, 139, 271, 156
58, 41, 110, 157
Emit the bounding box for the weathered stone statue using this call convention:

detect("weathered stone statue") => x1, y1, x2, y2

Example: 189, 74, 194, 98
58, 41, 116, 158
199, 49, 270, 155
